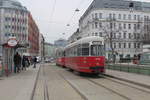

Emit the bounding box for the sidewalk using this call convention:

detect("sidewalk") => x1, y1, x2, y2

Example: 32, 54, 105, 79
106, 69, 150, 88
0, 64, 40, 100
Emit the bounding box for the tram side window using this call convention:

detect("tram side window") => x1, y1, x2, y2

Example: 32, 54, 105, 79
82, 43, 89, 56
77, 45, 82, 56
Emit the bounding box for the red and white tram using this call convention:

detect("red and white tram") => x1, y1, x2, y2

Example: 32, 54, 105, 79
64, 36, 105, 75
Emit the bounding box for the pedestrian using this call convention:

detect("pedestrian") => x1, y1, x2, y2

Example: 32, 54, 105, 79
22, 56, 27, 70
33, 56, 37, 68
13, 52, 22, 73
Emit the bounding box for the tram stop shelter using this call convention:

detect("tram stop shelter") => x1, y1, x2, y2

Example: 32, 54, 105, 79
1, 38, 28, 76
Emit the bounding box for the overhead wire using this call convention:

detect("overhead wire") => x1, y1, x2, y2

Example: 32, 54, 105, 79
44, 0, 57, 41
50, 0, 57, 22
66, 0, 86, 26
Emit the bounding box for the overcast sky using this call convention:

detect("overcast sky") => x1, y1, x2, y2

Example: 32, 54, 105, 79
19, 0, 150, 43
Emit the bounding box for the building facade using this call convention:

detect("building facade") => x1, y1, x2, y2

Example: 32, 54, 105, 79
39, 33, 45, 58
28, 13, 39, 56
0, 0, 29, 55
44, 42, 56, 59
70, 0, 150, 60
54, 38, 68, 47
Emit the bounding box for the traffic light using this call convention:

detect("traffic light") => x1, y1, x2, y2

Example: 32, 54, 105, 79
129, 2, 134, 8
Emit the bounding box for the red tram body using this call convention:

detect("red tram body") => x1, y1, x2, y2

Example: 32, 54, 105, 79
56, 36, 105, 75
56, 57, 65, 67
65, 56, 105, 73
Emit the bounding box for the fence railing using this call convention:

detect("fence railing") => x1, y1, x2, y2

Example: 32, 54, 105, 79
106, 64, 150, 75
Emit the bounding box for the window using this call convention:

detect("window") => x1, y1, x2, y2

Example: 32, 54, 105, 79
134, 15, 137, 20
124, 43, 126, 48
110, 23, 113, 29
134, 33, 136, 39
123, 14, 126, 20
99, 22, 102, 28
113, 14, 116, 19
95, 33, 98, 36
99, 13, 102, 19
81, 43, 89, 56
119, 33, 121, 38
114, 23, 116, 29
129, 33, 131, 39
92, 33, 94, 36
118, 14, 121, 19
114, 43, 116, 48
77, 45, 82, 56
95, 13, 98, 19
99, 32, 102, 37
128, 14, 131, 20
134, 24, 136, 30
124, 32, 126, 39
137, 43, 140, 48
134, 43, 136, 48
137, 33, 140, 39
92, 14, 94, 19
119, 23, 122, 29
137, 23, 140, 29
95, 22, 98, 28
128, 24, 131, 29
114, 33, 116, 39
137, 15, 140, 20
124, 23, 126, 29
109, 13, 112, 19
128, 43, 131, 48
119, 43, 121, 48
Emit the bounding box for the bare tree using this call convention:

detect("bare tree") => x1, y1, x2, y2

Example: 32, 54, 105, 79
101, 18, 121, 63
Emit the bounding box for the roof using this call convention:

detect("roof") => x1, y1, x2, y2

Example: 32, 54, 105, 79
80, 0, 150, 22
0, 0, 27, 11
65, 36, 104, 49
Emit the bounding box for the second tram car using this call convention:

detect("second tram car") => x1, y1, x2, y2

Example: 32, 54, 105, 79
55, 48, 65, 67
64, 36, 105, 74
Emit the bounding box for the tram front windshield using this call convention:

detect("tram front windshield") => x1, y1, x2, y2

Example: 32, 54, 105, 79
91, 45, 104, 56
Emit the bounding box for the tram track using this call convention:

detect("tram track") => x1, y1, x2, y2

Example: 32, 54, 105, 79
103, 73, 150, 89
101, 74, 150, 94
59, 73, 88, 100
59, 70, 129, 100
58, 66, 150, 100
42, 64, 50, 100
86, 75, 150, 100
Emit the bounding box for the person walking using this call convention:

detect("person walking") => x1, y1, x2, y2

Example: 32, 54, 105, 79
22, 56, 27, 70
33, 56, 37, 68
13, 52, 22, 73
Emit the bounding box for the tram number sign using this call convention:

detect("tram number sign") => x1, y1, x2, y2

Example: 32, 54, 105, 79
92, 41, 102, 45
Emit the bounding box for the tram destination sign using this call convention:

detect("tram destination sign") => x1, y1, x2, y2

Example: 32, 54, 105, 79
92, 41, 102, 45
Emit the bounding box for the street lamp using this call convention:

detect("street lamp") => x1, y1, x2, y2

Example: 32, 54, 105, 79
66, 8, 80, 27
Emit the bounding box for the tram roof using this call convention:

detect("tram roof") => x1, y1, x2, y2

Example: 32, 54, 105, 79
65, 36, 104, 49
